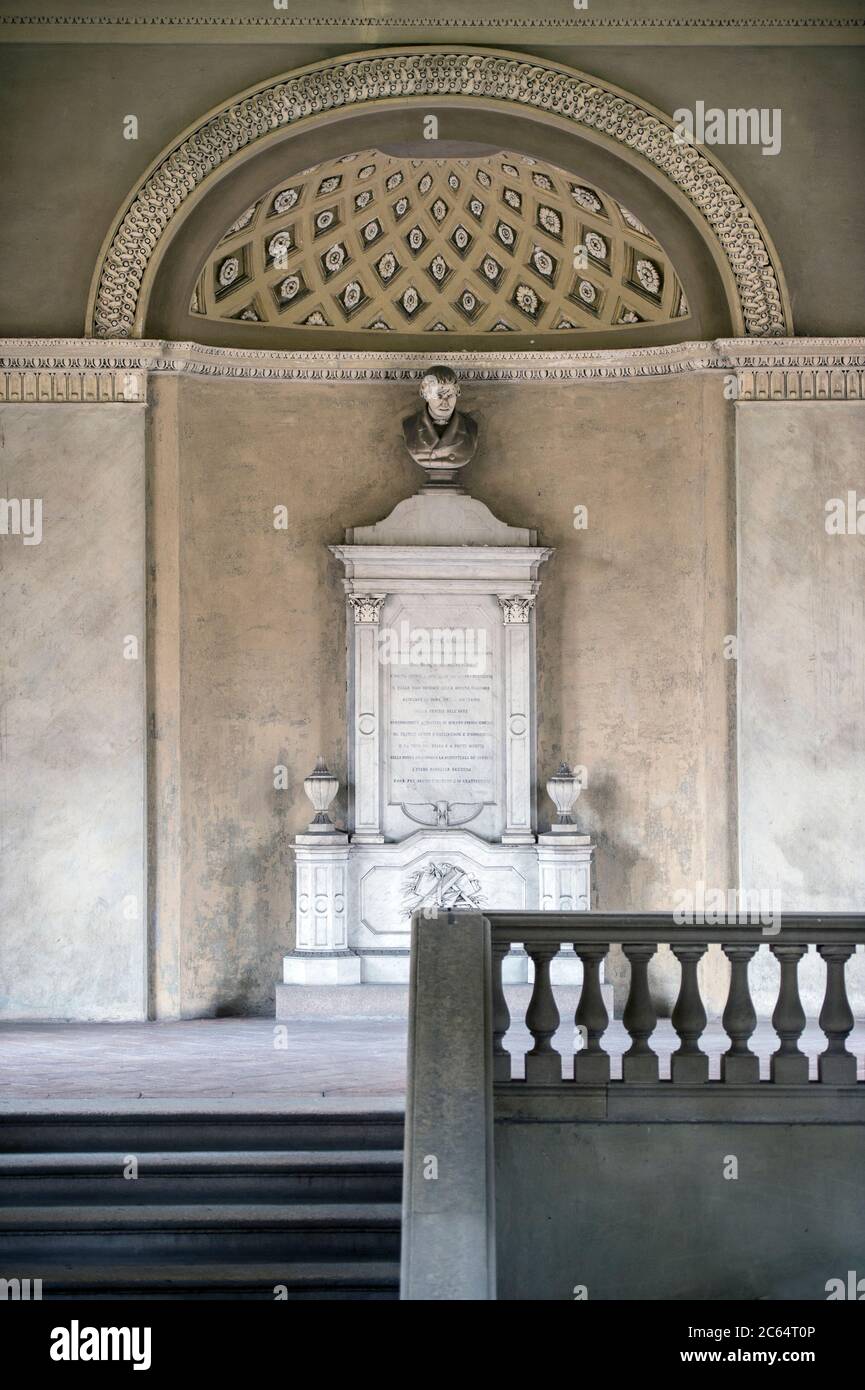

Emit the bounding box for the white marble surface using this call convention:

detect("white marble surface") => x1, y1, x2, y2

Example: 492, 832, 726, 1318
348, 490, 535, 546
290, 488, 596, 997
350, 828, 539, 959
0, 405, 147, 1020
333, 492, 551, 853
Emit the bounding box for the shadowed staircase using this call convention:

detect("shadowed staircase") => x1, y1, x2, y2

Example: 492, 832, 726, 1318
0, 1103, 404, 1300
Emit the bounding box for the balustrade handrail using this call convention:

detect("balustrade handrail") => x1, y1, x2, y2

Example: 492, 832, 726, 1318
485, 909, 865, 946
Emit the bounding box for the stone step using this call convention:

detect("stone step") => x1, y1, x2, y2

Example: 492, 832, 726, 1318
0, 1104, 404, 1298
15, 1260, 400, 1301
0, 1102, 405, 1154
0, 1201, 401, 1229
0, 1149, 404, 1204
0, 1202, 402, 1262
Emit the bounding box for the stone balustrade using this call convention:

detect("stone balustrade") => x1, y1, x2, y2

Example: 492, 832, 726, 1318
489, 912, 863, 1087
401, 909, 865, 1299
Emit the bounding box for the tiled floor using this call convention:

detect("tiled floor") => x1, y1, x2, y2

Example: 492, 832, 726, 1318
0, 1019, 407, 1101
1, 1017, 862, 1101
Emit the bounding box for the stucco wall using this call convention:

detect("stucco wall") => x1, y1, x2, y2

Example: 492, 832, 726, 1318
0, 405, 147, 1021
7, 378, 862, 1020
737, 402, 865, 1014
3, 376, 863, 1020
737, 402, 865, 910
148, 371, 736, 1016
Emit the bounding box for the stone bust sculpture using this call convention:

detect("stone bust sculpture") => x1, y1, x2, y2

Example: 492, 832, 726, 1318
402, 365, 478, 487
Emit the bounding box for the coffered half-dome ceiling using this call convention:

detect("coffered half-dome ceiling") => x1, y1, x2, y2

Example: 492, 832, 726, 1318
190, 149, 689, 339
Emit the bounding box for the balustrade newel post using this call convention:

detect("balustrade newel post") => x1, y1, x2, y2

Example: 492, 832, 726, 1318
524, 943, 562, 1085
721, 944, 760, 1083
574, 946, 610, 1084
622, 944, 658, 1082
818, 945, 857, 1085
670, 944, 709, 1083
770, 943, 809, 1083
401, 910, 496, 1301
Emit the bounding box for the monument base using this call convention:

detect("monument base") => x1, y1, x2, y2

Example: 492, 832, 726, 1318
282, 950, 361, 985
281, 944, 530, 987
276, 981, 408, 1019
355, 949, 410, 983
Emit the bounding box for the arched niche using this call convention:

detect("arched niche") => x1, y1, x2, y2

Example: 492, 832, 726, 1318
87, 46, 792, 350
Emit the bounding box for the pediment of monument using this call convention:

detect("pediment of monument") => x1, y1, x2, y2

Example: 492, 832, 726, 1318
346, 491, 535, 547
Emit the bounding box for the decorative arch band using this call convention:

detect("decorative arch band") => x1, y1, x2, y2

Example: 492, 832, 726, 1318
87, 46, 792, 339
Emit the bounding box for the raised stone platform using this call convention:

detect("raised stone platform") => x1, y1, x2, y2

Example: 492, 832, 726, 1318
276, 981, 614, 1022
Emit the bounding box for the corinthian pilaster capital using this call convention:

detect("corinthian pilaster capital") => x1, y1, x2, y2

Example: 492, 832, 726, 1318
348, 593, 387, 624
497, 594, 536, 624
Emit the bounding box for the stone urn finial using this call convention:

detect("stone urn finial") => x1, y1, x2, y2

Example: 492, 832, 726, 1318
303, 755, 340, 832
546, 762, 581, 831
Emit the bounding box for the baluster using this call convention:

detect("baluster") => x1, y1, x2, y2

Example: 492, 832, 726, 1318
574, 946, 610, 1083
491, 940, 512, 1083
721, 944, 759, 1083
770, 943, 808, 1083
818, 945, 857, 1085
622, 945, 658, 1082
670, 945, 708, 1083
524, 944, 561, 1084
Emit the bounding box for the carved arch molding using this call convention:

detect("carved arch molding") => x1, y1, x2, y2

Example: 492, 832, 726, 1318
87, 46, 792, 340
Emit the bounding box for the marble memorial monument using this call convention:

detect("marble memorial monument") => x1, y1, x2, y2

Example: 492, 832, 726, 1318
278, 369, 595, 1010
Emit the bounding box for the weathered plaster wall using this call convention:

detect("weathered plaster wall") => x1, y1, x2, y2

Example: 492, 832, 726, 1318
737, 403, 865, 1013
148, 374, 419, 1015
737, 403, 865, 909
5, 377, 862, 1020
149, 372, 736, 1015
0, 405, 147, 1020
